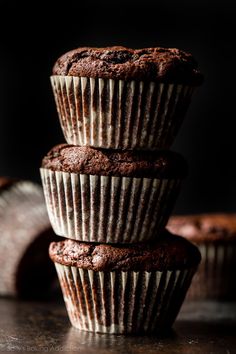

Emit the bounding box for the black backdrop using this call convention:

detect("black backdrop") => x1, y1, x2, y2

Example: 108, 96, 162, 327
0, 0, 236, 214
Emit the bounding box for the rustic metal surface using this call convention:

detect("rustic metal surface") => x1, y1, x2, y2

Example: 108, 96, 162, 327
0, 299, 235, 353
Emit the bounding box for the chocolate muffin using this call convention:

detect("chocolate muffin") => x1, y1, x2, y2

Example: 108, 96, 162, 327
0, 177, 59, 299
50, 46, 203, 149
41, 145, 187, 243
167, 213, 236, 300
49, 230, 201, 334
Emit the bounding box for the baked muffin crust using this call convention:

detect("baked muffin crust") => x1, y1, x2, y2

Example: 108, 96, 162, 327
42, 144, 188, 179
49, 230, 201, 271
52, 46, 203, 85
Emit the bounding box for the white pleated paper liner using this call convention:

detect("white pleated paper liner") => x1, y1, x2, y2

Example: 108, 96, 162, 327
40, 168, 181, 243
0, 181, 52, 296
186, 243, 236, 301
51, 76, 194, 150
55, 264, 196, 334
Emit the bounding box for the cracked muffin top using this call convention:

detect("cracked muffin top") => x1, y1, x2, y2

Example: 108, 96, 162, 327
52, 46, 203, 85
41, 144, 188, 179
49, 230, 201, 271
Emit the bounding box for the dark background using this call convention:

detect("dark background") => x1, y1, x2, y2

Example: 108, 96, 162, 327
0, 0, 235, 214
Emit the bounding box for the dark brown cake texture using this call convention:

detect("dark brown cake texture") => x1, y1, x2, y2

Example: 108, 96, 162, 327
52, 46, 203, 85
167, 214, 236, 300
49, 230, 201, 271
42, 144, 188, 179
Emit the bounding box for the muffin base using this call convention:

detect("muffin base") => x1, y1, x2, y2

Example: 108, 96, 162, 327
51, 76, 194, 150
55, 264, 196, 334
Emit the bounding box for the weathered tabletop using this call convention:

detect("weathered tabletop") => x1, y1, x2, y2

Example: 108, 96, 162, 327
0, 298, 235, 353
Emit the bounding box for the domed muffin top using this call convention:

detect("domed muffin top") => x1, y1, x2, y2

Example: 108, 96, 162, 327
49, 230, 201, 271
41, 144, 188, 179
52, 46, 203, 85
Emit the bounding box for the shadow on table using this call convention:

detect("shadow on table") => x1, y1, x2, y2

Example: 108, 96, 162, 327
63, 327, 177, 353
62, 319, 236, 353
1, 298, 236, 353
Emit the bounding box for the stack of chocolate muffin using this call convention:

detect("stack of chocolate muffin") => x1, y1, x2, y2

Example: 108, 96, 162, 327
40, 46, 203, 334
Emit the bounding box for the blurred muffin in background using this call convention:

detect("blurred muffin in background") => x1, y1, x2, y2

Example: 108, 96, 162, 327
167, 213, 236, 300
0, 177, 60, 300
